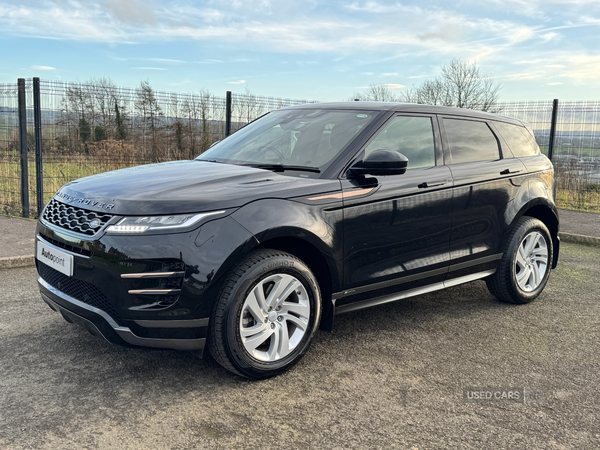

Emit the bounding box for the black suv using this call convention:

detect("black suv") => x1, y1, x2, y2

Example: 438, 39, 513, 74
36, 103, 559, 378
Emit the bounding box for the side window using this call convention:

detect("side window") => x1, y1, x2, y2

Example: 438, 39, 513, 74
365, 116, 435, 170
494, 121, 539, 157
443, 118, 500, 164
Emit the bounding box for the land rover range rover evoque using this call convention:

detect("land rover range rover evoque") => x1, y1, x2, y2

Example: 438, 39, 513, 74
36, 102, 559, 378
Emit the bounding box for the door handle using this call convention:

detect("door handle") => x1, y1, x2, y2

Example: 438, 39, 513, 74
500, 169, 521, 175
418, 179, 448, 189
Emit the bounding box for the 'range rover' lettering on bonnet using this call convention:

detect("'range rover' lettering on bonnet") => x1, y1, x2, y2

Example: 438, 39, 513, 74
54, 191, 115, 210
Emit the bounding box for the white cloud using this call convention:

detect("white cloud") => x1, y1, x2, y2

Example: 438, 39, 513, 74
384, 84, 405, 89
547, 82, 564, 85
31, 65, 55, 70
227, 80, 246, 84
566, 54, 600, 80
0, 0, 540, 57
104, 0, 157, 25
541, 31, 561, 42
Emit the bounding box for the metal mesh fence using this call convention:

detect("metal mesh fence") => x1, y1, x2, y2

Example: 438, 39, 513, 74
497, 100, 600, 211
2, 80, 600, 217
1, 79, 315, 217
0, 81, 33, 216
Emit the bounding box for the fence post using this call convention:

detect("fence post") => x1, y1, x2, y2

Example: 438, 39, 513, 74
225, 91, 232, 137
33, 77, 44, 217
18, 78, 30, 218
548, 99, 559, 161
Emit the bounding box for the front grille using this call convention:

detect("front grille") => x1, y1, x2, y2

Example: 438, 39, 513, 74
43, 199, 113, 236
39, 234, 93, 257
38, 262, 126, 326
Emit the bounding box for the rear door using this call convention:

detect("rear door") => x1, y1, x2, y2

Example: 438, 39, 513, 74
440, 116, 527, 281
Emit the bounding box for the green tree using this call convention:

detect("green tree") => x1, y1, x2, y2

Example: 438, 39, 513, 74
94, 126, 107, 141
79, 118, 91, 143
115, 101, 127, 141
175, 121, 184, 157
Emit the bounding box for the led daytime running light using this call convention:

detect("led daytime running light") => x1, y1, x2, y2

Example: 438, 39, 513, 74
106, 225, 149, 233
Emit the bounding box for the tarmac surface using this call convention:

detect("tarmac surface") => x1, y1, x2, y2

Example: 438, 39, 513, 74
0, 216, 37, 259
1, 243, 599, 449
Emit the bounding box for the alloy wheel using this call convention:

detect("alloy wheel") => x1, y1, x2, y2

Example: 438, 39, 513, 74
239, 273, 310, 362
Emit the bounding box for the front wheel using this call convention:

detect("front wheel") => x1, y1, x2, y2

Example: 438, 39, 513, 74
486, 217, 553, 304
209, 249, 321, 378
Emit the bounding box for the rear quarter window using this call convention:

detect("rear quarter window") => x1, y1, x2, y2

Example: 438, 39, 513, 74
494, 121, 540, 157
443, 118, 500, 164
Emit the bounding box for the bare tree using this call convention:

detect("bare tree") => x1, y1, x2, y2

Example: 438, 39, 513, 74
135, 81, 163, 161
350, 83, 400, 102
198, 89, 212, 154
402, 59, 501, 112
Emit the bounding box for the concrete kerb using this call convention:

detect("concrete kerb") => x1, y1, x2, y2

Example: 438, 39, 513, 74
559, 232, 600, 248
1, 232, 598, 272
0, 255, 36, 270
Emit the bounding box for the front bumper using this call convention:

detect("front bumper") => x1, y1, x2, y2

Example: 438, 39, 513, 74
35, 209, 257, 353
39, 276, 208, 352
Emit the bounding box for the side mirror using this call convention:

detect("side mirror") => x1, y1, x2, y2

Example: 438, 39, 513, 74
349, 150, 408, 176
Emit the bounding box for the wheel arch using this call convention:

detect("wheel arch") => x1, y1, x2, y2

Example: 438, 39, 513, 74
255, 235, 336, 332
512, 199, 560, 269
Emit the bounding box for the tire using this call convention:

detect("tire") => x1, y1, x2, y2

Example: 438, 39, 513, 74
208, 249, 321, 379
486, 217, 553, 304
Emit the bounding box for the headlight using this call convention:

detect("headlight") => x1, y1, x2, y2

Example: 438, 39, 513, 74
106, 210, 225, 234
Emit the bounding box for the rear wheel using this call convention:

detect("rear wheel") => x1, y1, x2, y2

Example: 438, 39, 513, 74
209, 249, 321, 378
486, 217, 553, 304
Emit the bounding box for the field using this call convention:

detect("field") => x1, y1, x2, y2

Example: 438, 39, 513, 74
0, 155, 146, 216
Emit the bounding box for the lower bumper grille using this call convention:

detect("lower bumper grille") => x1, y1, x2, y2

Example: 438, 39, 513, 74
38, 262, 126, 326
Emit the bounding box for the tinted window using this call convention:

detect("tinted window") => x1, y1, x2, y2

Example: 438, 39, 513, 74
494, 122, 539, 157
444, 118, 500, 164
365, 116, 435, 170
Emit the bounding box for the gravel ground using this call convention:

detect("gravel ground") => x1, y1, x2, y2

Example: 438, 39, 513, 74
1, 243, 599, 449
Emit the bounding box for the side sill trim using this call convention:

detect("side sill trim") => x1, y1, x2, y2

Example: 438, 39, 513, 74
332, 266, 449, 300
335, 269, 495, 315
333, 253, 503, 300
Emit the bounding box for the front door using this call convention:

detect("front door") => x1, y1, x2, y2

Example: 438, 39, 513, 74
339, 114, 454, 306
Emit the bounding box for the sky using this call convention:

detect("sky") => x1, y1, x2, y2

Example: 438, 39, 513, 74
1, 0, 600, 102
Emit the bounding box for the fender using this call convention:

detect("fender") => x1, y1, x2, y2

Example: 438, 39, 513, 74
505, 179, 560, 269
230, 198, 344, 294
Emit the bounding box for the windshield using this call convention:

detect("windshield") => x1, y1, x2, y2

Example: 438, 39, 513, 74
196, 109, 376, 175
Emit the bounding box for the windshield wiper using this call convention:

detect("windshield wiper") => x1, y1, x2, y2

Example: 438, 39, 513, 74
197, 159, 224, 164
244, 163, 321, 173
